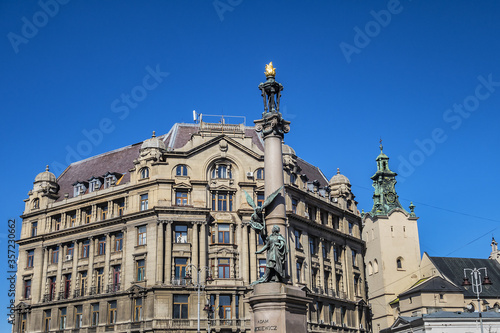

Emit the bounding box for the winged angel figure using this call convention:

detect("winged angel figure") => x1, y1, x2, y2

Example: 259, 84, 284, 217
243, 186, 283, 239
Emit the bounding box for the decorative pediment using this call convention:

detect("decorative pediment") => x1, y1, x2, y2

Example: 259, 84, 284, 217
173, 182, 192, 190
128, 284, 147, 297
209, 184, 236, 192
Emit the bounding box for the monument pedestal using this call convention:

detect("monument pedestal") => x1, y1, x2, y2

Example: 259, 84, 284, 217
247, 283, 311, 333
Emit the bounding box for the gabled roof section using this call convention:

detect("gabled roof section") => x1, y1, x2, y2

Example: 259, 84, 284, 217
399, 276, 462, 297
57, 143, 142, 201
296, 157, 329, 187
429, 256, 500, 298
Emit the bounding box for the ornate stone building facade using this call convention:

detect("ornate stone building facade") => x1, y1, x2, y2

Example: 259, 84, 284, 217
14, 119, 370, 332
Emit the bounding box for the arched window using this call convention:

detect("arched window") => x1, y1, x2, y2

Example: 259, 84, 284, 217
368, 262, 373, 275
140, 167, 149, 179
373, 259, 379, 273
32, 198, 40, 209
176, 165, 188, 176
397, 257, 403, 270
211, 163, 232, 179
255, 168, 264, 180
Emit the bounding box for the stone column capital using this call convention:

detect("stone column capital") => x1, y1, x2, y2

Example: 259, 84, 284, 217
254, 112, 290, 139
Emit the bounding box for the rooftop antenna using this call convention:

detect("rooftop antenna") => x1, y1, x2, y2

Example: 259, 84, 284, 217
193, 110, 202, 123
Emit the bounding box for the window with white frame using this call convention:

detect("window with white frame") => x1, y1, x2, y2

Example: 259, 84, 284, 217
73, 182, 87, 197
211, 163, 232, 179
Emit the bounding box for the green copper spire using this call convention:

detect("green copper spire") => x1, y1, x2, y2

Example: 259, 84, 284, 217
369, 142, 407, 216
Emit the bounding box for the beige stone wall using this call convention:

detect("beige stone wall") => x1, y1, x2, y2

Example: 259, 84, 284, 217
14, 127, 370, 333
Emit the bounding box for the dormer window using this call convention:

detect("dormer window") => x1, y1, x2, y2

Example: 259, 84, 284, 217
211, 163, 232, 179
140, 167, 150, 179
103, 172, 120, 188
176, 165, 188, 176
88, 177, 102, 193
73, 182, 87, 197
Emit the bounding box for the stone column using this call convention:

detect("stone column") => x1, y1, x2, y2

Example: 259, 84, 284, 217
200, 222, 207, 281
165, 221, 172, 284
40, 247, 48, 302
241, 224, 249, 284
156, 221, 164, 284
192, 222, 199, 271
104, 233, 111, 291
249, 228, 257, 283
319, 238, 325, 289
55, 244, 63, 296
87, 237, 94, 295
71, 242, 79, 297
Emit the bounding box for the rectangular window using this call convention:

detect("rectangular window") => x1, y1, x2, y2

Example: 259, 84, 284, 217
44, 310, 51, 332
308, 206, 316, 221
352, 250, 357, 267
69, 213, 76, 227
112, 265, 121, 291
294, 229, 301, 249
137, 226, 147, 245
257, 194, 264, 207
24, 279, 31, 299
75, 305, 83, 328
334, 246, 339, 262
51, 246, 59, 264
219, 295, 231, 319
173, 295, 189, 319
84, 209, 91, 224
31, 221, 37, 237
79, 272, 87, 297
292, 198, 298, 214
212, 193, 233, 211
349, 222, 353, 236
134, 298, 143, 321
66, 243, 74, 258
108, 300, 117, 324
322, 243, 327, 259
96, 268, 104, 294
140, 194, 149, 211
82, 240, 90, 258
117, 200, 125, 216
259, 259, 266, 278
101, 205, 108, 220
54, 216, 61, 231
98, 237, 106, 255
64, 274, 71, 299
176, 191, 188, 206
136, 259, 145, 281
354, 276, 360, 296
20, 313, 26, 333
27, 250, 34, 268
91, 303, 99, 326
114, 233, 123, 251
174, 258, 187, 279
59, 307, 67, 330
218, 224, 230, 244
258, 233, 264, 245
309, 238, 316, 255
175, 225, 188, 243
218, 258, 230, 278
296, 262, 302, 283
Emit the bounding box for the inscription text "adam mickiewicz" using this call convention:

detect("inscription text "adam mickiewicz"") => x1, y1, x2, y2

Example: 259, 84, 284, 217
255, 326, 277, 331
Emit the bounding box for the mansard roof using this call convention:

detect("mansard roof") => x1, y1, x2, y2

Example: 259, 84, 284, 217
55, 122, 329, 201
429, 256, 500, 298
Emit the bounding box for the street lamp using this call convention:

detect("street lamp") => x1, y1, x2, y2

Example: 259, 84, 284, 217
203, 297, 215, 333
462, 267, 493, 333
186, 264, 213, 333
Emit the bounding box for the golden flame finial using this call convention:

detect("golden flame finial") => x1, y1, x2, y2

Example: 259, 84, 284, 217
264, 62, 276, 77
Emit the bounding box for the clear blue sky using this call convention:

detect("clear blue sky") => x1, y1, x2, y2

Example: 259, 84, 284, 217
2, 0, 500, 329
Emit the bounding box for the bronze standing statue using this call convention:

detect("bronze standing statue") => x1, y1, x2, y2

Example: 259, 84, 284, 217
244, 186, 288, 285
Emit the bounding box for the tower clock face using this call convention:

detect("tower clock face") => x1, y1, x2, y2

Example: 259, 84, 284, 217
386, 192, 396, 203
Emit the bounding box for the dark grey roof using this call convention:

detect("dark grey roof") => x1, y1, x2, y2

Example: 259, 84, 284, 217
429, 256, 500, 298
424, 310, 500, 319
399, 276, 462, 297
